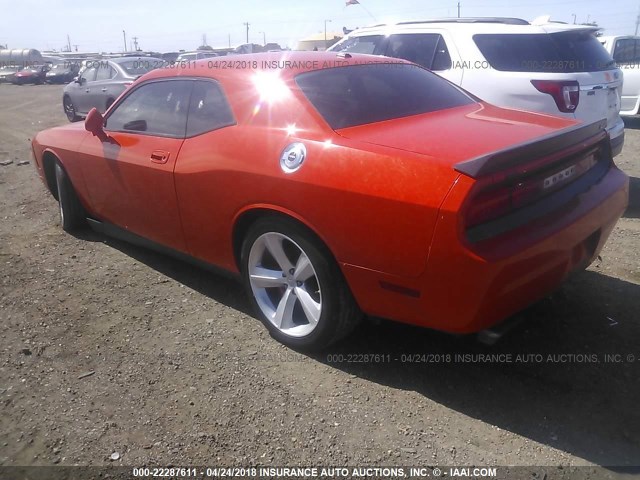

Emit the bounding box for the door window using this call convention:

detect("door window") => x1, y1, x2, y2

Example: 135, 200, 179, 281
386, 34, 452, 70
613, 38, 640, 64
95, 64, 115, 81
105, 80, 192, 138
81, 66, 97, 82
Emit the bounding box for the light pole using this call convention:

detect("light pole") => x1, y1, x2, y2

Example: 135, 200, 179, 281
122, 30, 127, 52
324, 19, 332, 50
259, 31, 266, 46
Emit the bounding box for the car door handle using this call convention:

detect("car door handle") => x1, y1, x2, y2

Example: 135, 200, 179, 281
85, 89, 90, 93
101, 88, 107, 92
150, 150, 170, 164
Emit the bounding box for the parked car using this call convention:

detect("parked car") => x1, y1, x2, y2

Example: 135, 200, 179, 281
175, 51, 219, 62
0, 65, 19, 83
329, 18, 625, 156
62, 56, 165, 122
600, 35, 640, 116
31, 52, 628, 350
11, 64, 50, 85
46, 62, 81, 84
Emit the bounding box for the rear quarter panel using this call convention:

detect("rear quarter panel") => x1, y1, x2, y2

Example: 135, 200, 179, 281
174, 124, 458, 278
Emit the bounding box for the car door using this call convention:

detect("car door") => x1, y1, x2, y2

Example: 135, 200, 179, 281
86, 62, 117, 112
172, 79, 238, 267
71, 66, 97, 114
78, 79, 192, 252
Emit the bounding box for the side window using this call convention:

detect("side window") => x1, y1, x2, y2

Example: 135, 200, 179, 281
332, 35, 386, 55
95, 64, 115, 81
431, 36, 452, 71
613, 38, 640, 64
385, 34, 452, 71
186, 80, 236, 137
105, 80, 192, 138
81, 66, 97, 82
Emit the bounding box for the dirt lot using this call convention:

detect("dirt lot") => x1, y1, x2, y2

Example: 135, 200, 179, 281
0, 84, 639, 474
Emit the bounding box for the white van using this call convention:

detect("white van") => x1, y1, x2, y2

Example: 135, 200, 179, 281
600, 35, 640, 116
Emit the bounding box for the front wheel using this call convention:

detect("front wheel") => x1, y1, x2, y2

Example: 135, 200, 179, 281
241, 217, 361, 350
54, 162, 85, 232
63, 96, 80, 122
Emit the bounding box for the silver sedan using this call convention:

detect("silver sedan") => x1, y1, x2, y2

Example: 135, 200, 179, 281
62, 57, 165, 122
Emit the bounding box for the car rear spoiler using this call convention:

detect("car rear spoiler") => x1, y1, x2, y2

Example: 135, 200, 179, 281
454, 119, 609, 179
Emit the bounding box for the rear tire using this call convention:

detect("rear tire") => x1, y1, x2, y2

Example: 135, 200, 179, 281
54, 162, 85, 232
241, 216, 361, 351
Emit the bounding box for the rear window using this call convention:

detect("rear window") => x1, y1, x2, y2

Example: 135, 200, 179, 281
295, 63, 474, 129
474, 32, 615, 72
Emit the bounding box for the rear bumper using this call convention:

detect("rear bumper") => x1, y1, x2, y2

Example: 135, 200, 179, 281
610, 130, 625, 157
342, 166, 629, 333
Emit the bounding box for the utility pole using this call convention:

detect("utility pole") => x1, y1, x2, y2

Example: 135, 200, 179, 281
324, 19, 332, 49
457, 2, 460, 18
635, 6, 640, 35
572, 13, 577, 24
243, 22, 250, 44
123, 30, 127, 52
67, 34, 71, 52
133, 36, 139, 51
228, 34, 231, 48
259, 31, 266, 46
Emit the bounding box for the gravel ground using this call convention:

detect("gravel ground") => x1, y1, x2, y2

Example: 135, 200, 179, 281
0, 84, 639, 475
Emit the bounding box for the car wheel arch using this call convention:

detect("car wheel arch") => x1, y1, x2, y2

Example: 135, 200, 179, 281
231, 207, 339, 274
42, 150, 61, 200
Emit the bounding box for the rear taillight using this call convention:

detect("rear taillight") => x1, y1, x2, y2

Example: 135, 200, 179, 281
531, 80, 580, 113
464, 149, 600, 230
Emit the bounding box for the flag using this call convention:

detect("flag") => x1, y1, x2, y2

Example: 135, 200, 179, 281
346, 0, 360, 5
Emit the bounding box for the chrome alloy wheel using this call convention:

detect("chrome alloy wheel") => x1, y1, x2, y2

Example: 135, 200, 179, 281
248, 232, 322, 337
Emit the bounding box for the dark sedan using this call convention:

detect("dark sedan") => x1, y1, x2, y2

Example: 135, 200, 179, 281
46, 62, 81, 84
62, 56, 165, 122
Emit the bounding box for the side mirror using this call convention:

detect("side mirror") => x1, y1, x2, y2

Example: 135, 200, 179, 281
74, 76, 83, 84
85, 108, 107, 140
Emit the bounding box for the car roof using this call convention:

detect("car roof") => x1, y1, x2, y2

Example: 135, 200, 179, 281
109, 56, 164, 64
599, 35, 640, 40
139, 51, 413, 83
346, 18, 600, 35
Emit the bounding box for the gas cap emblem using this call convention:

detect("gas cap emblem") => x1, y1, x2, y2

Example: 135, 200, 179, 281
280, 143, 306, 173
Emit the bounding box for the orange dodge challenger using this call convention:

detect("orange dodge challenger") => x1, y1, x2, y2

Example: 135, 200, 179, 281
31, 52, 629, 350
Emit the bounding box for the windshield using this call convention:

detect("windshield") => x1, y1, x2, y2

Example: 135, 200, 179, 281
296, 63, 474, 129
119, 59, 164, 76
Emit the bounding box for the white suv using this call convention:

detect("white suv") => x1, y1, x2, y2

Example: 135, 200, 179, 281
600, 35, 640, 116
329, 18, 624, 156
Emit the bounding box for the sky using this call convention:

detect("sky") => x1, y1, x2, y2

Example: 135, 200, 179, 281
0, 0, 638, 53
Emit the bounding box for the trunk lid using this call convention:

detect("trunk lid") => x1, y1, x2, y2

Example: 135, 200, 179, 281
335, 102, 577, 168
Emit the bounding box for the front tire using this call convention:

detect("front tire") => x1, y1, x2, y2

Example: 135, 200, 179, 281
54, 162, 85, 232
63, 96, 80, 122
241, 217, 361, 350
